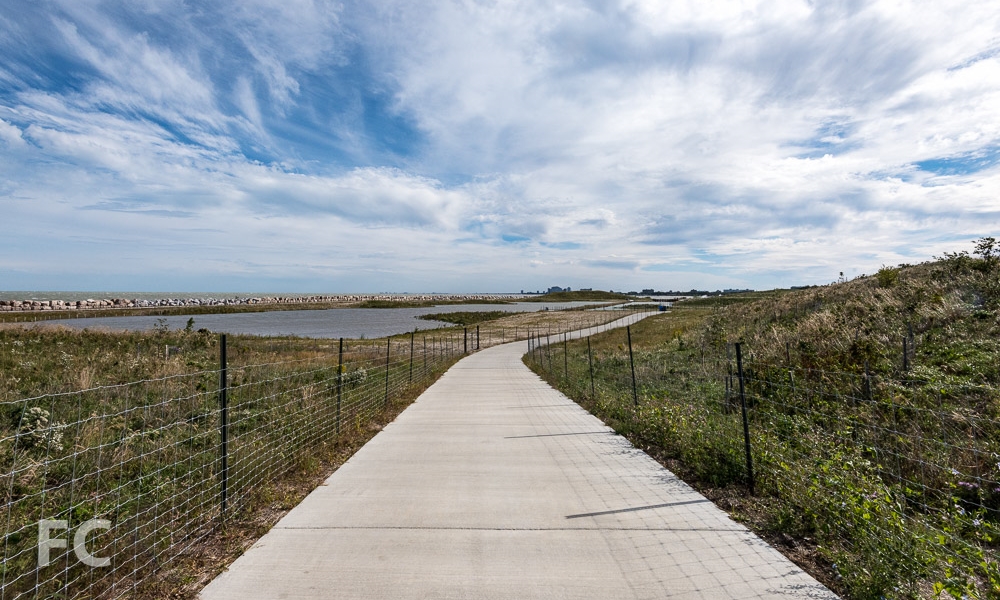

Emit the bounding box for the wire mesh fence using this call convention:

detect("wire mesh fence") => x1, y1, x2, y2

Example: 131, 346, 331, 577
0, 304, 648, 600
1, 334, 457, 598
526, 321, 1000, 599
0, 304, 654, 599
0, 332, 443, 597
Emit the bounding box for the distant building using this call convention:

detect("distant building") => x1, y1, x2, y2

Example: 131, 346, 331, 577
547, 286, 571, 293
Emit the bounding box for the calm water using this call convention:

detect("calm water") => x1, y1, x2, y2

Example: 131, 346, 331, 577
33, 302, 600, 339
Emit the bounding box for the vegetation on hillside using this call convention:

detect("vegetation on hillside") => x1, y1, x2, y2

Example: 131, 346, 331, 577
527, 238, 1000, 599
702, 236, 1000, 382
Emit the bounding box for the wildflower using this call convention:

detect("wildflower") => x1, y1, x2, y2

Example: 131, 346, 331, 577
16, 407, 65, 450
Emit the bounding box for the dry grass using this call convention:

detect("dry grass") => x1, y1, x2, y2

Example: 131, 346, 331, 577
1, 306, 615, 599
527, 250, 1000, 599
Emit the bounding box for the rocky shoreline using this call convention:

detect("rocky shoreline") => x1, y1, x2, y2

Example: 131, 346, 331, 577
0, 294, 524, 313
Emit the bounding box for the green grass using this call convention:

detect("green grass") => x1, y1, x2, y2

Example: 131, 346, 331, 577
418, 311, 510, 326
673, 291, 785, 308
0, 326, 469, 598
0, 306, 630, 598
0, 301, 353, 324
520, 290, 631, 302
525, 242, 1000, 599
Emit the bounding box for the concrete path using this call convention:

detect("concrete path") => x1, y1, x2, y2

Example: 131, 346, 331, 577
200, 318, 837, 599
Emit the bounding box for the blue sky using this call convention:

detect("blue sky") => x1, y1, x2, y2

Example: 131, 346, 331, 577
1, 0, 999, 293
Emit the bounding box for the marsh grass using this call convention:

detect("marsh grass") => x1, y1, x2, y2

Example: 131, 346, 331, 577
520, 290, 631, 302
0, 305, 626, 598
0, 328, 470, 599
419, 311, 511, 326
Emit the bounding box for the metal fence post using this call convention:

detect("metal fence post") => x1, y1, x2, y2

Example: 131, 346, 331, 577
409, 331, 414, 383
464, 327, 468, 354
563, 333, 568, 379
864, 360, 872, 403
219, 334, 229, 517
336, 337, 344, 436
735, 343, 755, 495
384, 337, 391, 408
587, 336, 595, 399
627, 325, 638, 407
725, 343, 733, 407
476, 325, 480, 350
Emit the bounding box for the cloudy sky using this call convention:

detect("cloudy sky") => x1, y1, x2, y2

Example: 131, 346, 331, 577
1, 0, 998, 293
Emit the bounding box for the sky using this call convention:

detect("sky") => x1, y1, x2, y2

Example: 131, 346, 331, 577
1, 0, 999, 294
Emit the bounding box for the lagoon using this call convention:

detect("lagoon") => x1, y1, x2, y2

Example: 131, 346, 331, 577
35, 302, 600, 339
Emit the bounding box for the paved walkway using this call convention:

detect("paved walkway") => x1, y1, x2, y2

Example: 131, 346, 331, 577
200, 318, 837, 599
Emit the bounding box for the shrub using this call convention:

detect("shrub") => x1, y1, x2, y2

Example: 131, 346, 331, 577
14, 406, 65, 450
876, 265, 899, 288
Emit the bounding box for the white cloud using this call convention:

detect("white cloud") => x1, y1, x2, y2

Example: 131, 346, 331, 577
1, 0, 999, 292
50, 16, 218, 119
234, 76, 264, 129
0, 119, 24, 147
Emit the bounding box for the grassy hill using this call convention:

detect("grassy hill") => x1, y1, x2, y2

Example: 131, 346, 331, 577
527, 238, 1000, 599
704, 240, 1000, 384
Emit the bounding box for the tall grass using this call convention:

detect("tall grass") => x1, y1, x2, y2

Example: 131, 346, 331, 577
526, 248, 1000, 599
0, 330, 469, 598
0, 306, 632, 598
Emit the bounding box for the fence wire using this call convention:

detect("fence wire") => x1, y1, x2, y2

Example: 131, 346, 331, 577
0, 306, 647, 599
527, 322, 1000, 599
